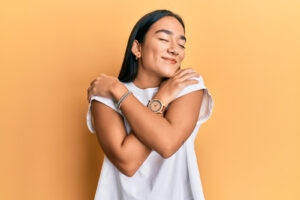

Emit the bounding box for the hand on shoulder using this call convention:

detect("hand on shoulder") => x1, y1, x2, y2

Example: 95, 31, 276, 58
154, 68, 201, 106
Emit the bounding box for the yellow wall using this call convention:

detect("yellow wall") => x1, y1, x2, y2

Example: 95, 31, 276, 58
1, 0, 299, 199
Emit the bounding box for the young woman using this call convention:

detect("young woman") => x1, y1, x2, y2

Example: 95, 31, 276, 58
86, 9, 213, 200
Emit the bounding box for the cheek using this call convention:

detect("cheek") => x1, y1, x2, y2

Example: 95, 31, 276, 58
179, 51, 185, 61
142, 46, 162, 63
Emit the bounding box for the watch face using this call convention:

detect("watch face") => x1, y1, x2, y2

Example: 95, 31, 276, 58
149, 99, 162, 112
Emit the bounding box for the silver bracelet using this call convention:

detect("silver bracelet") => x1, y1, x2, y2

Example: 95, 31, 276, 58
115, 90, 132, 109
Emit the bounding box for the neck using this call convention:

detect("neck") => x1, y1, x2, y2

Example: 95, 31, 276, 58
133, 67, 162, 89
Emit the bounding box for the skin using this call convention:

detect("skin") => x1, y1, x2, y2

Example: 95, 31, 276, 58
88, 16, 204, 177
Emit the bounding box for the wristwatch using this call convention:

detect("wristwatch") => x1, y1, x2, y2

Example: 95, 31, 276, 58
147, 99, 167, 114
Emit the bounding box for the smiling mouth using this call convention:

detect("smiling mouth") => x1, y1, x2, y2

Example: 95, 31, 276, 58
162, 57, 177, 64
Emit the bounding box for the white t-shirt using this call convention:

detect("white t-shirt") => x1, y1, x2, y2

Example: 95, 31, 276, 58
86, 75, 214, 200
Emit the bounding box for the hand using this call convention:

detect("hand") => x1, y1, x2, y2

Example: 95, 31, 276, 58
87, 73, 119, 102
154, 68, 200, 105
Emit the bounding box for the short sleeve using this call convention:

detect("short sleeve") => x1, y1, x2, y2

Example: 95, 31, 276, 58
86, 96, 120, 134
175, 76, 214, 125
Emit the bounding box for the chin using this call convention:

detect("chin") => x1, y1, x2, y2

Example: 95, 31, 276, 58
155, 63, 180, 78
163, 67, 179, 77
160, 71, 174, 78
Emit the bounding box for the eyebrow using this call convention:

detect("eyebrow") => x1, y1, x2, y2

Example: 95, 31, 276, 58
154, 29, 186, 42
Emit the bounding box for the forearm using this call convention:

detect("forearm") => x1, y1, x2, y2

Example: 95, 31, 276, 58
92, 100, 152, 177
111, 83, 174, 157
120, 130, 152, 176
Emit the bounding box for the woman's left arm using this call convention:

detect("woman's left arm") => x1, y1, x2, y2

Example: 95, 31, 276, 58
110, 81, 203, 159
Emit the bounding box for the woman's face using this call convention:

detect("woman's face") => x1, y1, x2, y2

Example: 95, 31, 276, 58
136, 16, 186, 78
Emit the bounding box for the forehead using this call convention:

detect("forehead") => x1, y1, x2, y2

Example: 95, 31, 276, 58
148, 16, 185, 36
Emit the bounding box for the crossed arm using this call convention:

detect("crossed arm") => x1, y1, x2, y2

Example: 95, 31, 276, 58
91, 83, 203, 177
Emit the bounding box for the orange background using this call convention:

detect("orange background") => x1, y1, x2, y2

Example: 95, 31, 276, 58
1, 0, 299, 199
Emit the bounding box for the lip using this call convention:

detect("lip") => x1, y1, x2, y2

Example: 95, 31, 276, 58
162, 57, 177, 64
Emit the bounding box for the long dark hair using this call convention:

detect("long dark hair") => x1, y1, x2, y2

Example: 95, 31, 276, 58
118, 9, 185, 82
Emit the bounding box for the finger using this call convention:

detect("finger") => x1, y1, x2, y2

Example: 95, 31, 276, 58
90, 74, 104, 86
87, 88, 90, 102
175, 68, 196, 79
88, 92, 92, 102
90, 79, 96, 86
172, 67, 181, 76
175, 70, 196, 80
87, 87, 92, 101
178, 72, 200, 81
182, 79, 199, 87
171, 66, 188, 77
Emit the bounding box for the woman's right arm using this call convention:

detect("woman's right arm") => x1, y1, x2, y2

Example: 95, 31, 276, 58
91, 100, 152, 177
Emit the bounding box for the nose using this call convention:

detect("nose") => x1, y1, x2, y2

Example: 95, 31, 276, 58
167, 41, 179, 56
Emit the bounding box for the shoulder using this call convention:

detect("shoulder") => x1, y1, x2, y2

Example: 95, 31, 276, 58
175, 75, 207, 100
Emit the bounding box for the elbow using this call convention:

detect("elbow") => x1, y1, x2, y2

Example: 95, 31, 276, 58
121, 170, 135, 177
159, 129, 189, 158
156, 136, 177, 159
160, 152, 171, 159
157, 128, 183, 159
118, 161, 138, 177
158, 136, 183, 158
122, 167, 137, 177
159, 145, 176, 159
160, 149, 175, 159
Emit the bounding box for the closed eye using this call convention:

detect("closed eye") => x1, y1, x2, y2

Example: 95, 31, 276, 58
159, 38, 168, 42
159, 38, 185, 49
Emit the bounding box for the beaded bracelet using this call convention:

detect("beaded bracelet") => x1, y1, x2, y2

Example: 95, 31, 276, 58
115, 90, 132, 109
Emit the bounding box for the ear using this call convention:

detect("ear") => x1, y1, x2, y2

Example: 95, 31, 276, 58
131, 40, 141, 57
